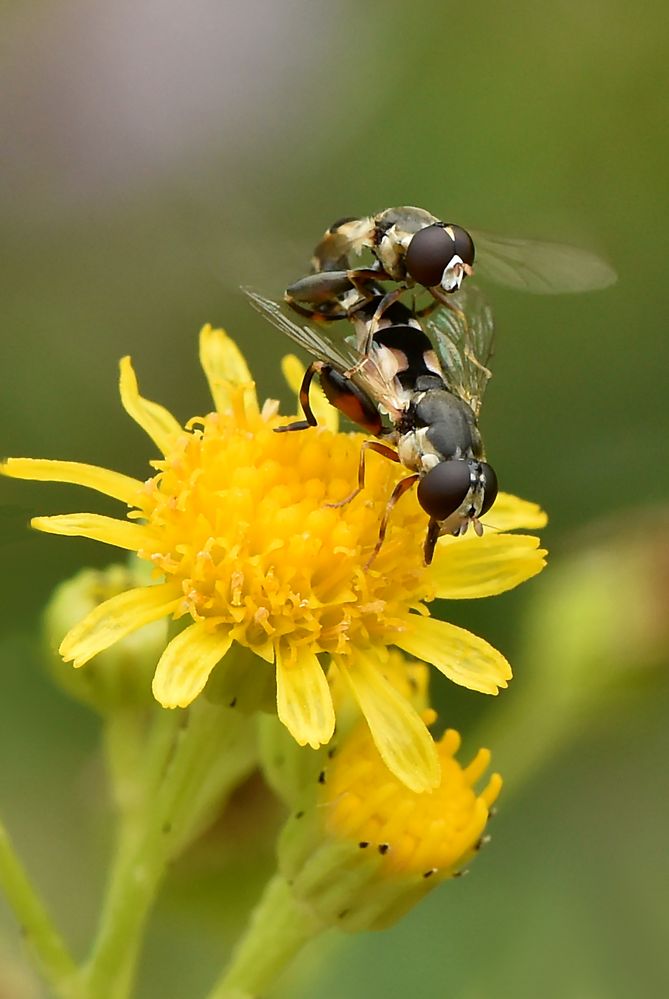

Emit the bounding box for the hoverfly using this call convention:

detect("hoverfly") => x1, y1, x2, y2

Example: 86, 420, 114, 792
285, 205, 617, 321
245, 283, 498, 565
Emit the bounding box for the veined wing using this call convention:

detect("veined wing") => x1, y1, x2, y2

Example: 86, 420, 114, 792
472, 228, 617, 294
424, 284, 495, 419
244, 288, 408, 421
244, 288, 362, 371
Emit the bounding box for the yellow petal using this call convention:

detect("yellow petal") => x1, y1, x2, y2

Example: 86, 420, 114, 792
199, 324, 258, 418
429, 534, 547, 598
1, 458, 142, 505
280, 354, 339, 432
485, 492, 548, 532
119, 356, 182, 454
337, 650, 441, 792
395, 617, 512, 694
60, 582, 181, 668
152, 622, 233, 707
31, 514, 157, 552
276, 645, 335, 749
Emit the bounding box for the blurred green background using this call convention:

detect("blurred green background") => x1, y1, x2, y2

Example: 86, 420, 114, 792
1, 1, 668, 996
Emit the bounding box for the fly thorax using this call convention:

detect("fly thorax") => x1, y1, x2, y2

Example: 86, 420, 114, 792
376, 226, 409, 281
425, 420, 479, 460
413, 391, 482, 460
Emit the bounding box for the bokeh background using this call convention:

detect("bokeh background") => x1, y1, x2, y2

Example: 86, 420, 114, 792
1, 1, 668, 996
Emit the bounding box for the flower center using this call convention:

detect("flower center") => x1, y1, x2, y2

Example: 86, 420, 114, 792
134, 394, 432, 660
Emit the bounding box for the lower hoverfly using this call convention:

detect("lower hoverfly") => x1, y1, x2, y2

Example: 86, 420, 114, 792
285, 205, 617, 321
246, 283, 498, 565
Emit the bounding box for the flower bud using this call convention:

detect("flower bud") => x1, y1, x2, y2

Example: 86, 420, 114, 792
43, 561, 166, 713
278, 720, 501, 931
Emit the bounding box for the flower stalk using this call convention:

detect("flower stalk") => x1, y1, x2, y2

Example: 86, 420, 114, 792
0, 819, 80, 999
79, 697, 256, 999
205, 874, 323, 999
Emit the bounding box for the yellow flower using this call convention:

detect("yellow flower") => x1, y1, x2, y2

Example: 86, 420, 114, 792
278, 712, 502, 931
1, 326, 547, 791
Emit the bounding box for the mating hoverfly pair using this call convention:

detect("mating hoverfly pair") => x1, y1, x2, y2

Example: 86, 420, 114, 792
247, 206, 616, 564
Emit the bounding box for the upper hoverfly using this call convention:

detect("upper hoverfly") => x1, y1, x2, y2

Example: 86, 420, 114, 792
285, 205, 617, 321
246, 282, 498, 565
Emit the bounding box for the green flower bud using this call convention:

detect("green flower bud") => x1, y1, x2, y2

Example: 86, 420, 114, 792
43, 561, 166, 713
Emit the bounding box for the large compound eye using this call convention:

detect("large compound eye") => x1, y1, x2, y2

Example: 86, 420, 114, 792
444, 223, 475, 267
479, 462, 498, 515
405, 223, 476, 287
405, 225, 454, 287
416, 460, 472, 520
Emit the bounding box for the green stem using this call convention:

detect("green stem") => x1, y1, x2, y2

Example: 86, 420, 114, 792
0, 818, 81, 999
205, 874, 324, 999
80, 702, 254, 999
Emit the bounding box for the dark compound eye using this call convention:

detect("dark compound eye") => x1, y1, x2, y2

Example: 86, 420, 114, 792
405, 225, 453, 287
443, 223, 475, 267
416, 460, 472, 521
405, 223, 475, 287
479, 462, 498, 515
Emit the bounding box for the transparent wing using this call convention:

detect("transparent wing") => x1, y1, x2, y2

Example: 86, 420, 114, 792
424, 284, 495, 419
471, 228, 617, 294
244, 288, 407, 419
244, 287, 362, 372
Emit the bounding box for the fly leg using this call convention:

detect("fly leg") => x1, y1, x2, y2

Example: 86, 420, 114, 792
429, 285, 469, 331
325, 440, 401, 509
274, 361, 325, 432
277, 364, 383, 436
358, 285, 410, 354
365, 473, 421, 568
463, 346, 492, 381
413, 297, 439, 319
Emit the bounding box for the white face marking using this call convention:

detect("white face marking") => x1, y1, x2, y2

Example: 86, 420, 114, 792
440, 254, 465, 292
